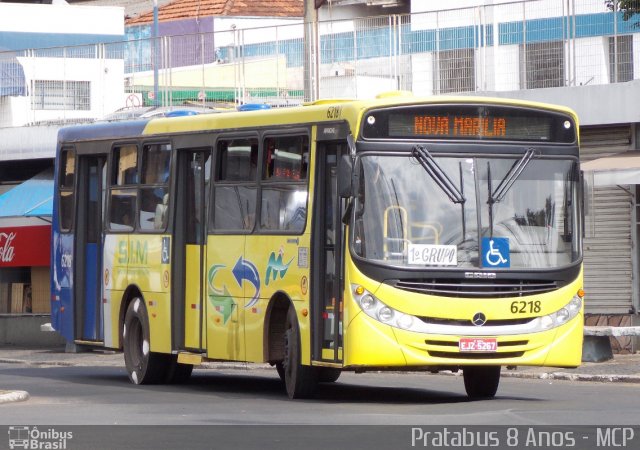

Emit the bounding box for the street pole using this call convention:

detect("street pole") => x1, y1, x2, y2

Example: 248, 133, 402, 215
153, 0, 159, 106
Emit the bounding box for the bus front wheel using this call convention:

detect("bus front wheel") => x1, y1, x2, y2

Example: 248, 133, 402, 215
282, 306, 318, 399
123, 297, 169, 384
463, 366, 501, 399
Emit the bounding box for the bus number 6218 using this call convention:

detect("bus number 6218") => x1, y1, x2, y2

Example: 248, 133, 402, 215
511, 300, 541, 314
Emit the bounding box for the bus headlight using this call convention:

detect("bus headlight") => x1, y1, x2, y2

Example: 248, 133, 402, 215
397, 315, 415, 330
377, 306, 394, 323
360, 294, 377, 311
353, 285, 419, 331
539, 294, 583, 330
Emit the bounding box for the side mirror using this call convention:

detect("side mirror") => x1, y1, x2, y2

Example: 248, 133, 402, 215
338, 154, 353, 198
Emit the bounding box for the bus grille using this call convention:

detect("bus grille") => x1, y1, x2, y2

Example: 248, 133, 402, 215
419, 317, 533, 327
389, 279, 558, 298
425, 340, 529, 347
428, 351, 525, 359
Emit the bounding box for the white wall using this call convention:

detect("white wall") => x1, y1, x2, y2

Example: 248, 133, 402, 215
0, 3, 123, 36
320, 75, 396, 99
15, 57, 124, 125
214, 18, 303, 47
0, 3, 125, 128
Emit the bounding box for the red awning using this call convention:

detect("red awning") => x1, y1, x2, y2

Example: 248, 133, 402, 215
0, 225, 51, 267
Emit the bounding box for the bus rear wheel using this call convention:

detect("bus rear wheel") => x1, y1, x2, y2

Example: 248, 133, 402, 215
282, 306, 318, 399
463, 366, 501, 399
123, 297, 170, 385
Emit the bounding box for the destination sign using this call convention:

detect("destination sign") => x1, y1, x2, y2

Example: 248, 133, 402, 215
414, 115, 506, 138
361, 104, 576, 143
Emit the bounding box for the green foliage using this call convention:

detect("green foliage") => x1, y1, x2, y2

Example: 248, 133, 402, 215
605, 0, 640, 24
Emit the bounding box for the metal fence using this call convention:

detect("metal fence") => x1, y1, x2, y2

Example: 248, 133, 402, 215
1, 0, 639, 129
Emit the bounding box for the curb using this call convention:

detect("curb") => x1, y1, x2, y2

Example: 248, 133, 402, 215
0, 358, 76, 367
0, 390, 29, 404
501, 370, 640, 384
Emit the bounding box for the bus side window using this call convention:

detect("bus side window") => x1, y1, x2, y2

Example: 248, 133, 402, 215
58, 148, 76, 231
109, 144, 138, 231
139, 143, 171, 232
110, 190, 135, 231
260, 135, 309, 233
211, 137, 258, 232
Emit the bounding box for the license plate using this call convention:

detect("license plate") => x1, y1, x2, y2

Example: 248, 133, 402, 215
459, 337, 497, 352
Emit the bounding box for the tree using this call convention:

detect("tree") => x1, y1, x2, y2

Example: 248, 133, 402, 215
605, 0, 640, 26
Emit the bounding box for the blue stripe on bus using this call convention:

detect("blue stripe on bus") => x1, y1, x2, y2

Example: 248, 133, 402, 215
51, 233, 75, 342
83, 243, 100, 341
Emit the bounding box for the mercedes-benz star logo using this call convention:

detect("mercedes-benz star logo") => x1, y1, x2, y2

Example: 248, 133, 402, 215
472, 312, 487, 326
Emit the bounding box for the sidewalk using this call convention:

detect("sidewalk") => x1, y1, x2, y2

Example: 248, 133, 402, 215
1, 346, 639, 404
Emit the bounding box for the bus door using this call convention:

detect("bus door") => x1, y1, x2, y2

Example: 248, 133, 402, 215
174, 149, 210, 352
75, 155, 106, 342
313, 139, 347, 363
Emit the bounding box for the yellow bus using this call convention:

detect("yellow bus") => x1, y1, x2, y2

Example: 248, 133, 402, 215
51, 94, 584, 399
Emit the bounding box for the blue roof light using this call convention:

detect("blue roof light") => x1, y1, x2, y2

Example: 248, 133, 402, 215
237, 103, 271, 112
164, 110, 200, 117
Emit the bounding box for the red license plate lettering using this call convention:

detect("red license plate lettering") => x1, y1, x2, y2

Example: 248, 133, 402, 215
459, 337, 497, 352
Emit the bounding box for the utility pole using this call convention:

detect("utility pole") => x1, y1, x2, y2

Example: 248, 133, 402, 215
153, 0, 159, 106
303, 0, 320, 101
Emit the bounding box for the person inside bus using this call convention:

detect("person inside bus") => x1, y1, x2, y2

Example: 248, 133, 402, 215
154, 193, 169, 230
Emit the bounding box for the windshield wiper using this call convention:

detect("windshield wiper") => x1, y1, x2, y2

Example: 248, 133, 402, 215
488, 148, 536, 204
412, 145, 465, 204
487, 148, 537, 237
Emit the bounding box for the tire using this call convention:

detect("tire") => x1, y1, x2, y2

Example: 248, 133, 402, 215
463, 366, 501, 399
282, 306, 318, 399
318, 368, 341, 383
123, 297, 170, 385
166, 358, 194, 384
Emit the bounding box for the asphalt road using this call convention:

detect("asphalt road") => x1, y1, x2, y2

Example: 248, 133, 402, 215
1, 363, 639, 449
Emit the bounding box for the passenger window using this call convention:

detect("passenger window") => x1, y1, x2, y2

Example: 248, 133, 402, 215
211, 137, 258, 232
142, 143, 171, 184
216, 139, 258, 182
109, 189, 136, 231
113, 145, 138, 185
58, 148, 75, 231
59, 149, 75, 188
139, 187, 168, 231
263, 135, 308, 180
261, 135, 309, 233
109, 144, 138, 231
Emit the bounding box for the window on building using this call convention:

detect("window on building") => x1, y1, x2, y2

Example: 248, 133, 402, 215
31, 80, 91, 111
609, 35, 634, 83
261, 135, 309, 233
520, 41, 565, 89
211, 138, 258, 232
436, 48, 475, 94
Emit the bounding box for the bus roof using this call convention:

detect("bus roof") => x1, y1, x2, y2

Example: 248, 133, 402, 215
57, 94, 579, 144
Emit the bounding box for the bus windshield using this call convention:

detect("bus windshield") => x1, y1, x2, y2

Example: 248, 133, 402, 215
351, 153, 581, 270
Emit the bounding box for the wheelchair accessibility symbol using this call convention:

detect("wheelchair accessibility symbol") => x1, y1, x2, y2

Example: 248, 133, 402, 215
481, 237, 510, 268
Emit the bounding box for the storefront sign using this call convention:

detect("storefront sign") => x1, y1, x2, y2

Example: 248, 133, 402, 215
0, 225, 51, 267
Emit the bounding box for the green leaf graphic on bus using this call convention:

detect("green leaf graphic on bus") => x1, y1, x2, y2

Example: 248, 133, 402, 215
265, 251, 294, 286
207, 264, 236, 324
